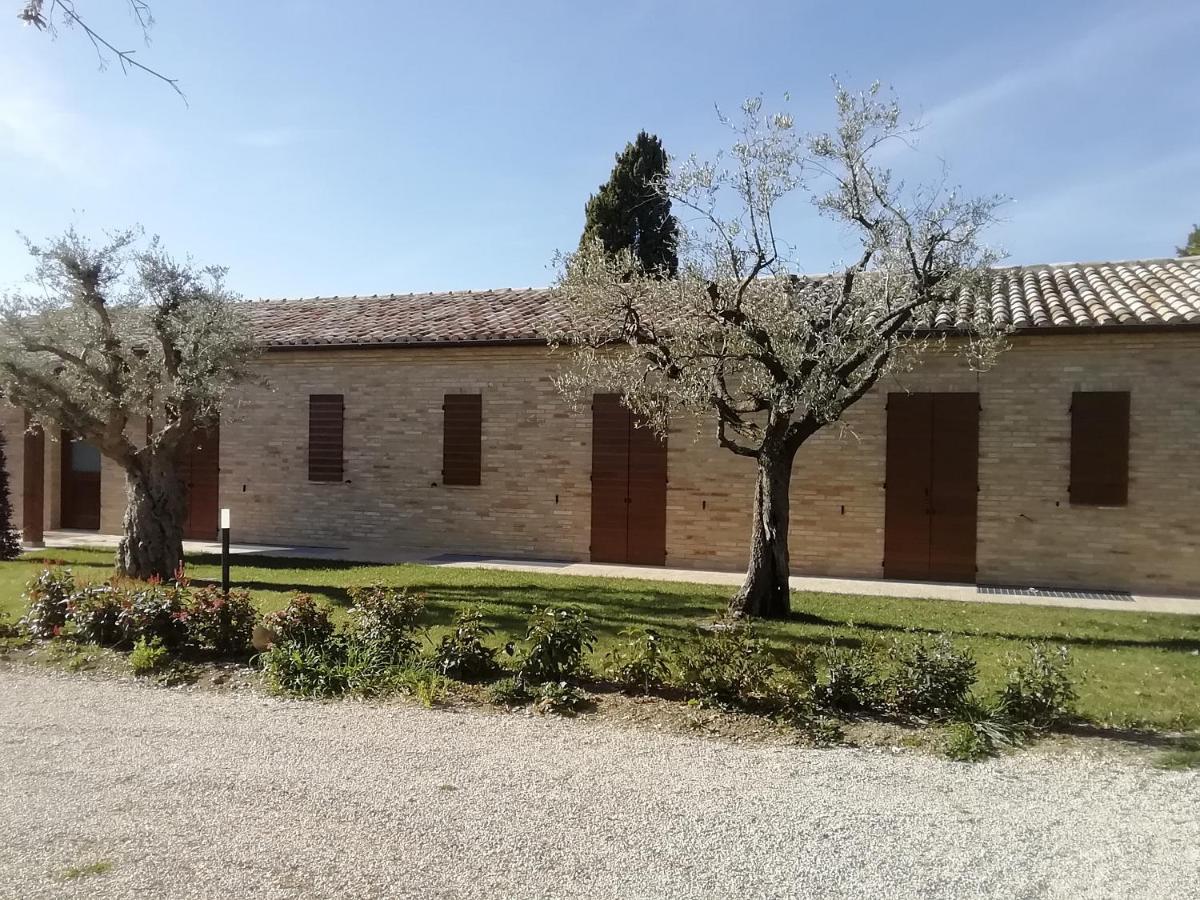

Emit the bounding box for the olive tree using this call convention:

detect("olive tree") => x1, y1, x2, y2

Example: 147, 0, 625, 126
0, 228, 255, 579
552, 84, 1005, 619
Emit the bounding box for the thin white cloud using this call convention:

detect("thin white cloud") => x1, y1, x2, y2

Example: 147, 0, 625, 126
918, 5, 1200, 136
0, 56, 163, 186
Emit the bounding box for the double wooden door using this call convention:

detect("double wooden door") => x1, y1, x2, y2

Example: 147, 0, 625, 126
884, 393, 980, 583
590, 394, 668, 566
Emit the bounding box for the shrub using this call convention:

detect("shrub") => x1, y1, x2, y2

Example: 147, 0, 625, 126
765, 647, 820, 722
184, 587, 257, 653
998, 643, 1077, 730
485, 675, 529, 707
603, 626, 671, 694
20, 568, 76, 638
512, 606, 595, 686
532, 681, 588, 716
260, 640, 349, 698
116, 583, 187, 648
67, 585, 125, 645
344, 584, 426, 662
260, 594, 335, 647
813, 643, 881, 714
884, 634, 978, 720
434, 607, 498, 680
129, 637, 169, 676
943, 721, 992, 762
0, 610, 17, 640
673, 624, 775, 708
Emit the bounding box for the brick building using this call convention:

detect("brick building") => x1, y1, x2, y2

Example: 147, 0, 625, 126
5, 257, 1199, 595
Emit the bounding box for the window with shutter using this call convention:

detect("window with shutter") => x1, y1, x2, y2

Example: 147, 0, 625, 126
1069, 391, 1130, 506
443, 393, 482, 486
308, 394, 344, 482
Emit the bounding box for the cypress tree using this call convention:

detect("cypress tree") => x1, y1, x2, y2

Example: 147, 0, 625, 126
0, 429, 21, 559
580, 131, 679, 277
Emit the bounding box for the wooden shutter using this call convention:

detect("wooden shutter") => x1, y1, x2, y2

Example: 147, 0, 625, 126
308, 394, 344, 482
443, 394, 482, 486
1070, 391, 1130, 506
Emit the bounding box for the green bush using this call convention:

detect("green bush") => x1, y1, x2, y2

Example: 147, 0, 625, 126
485, 675, 529, 707
129, 637, 169, 676
943, 721, 992, 762
813, 643, 881, 714
998, 643, 1077, 730
116, 583, 187, 648
884, 634, 978, 720
184, 587, 257, 653
260, 594, 335, 647
344, 585, 426, 662
765, 647, 820, 722
20, 568, 76, 638
603, 626, 671, 694
434, 607, 498, 680
512, 606, 595, 686
673, 624, 775, 708
260, 640, 349, 698
66, 585, 124, 645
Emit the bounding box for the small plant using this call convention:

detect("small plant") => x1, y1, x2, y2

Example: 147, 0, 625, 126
0, 610, 21, 641
884, 634, 978, 720
66, 585, 125, 645
604, 626, 671, 694
19, 568, 76, 638
485, 675, 529, 707
998, 643, 1077, 730
116, 583, 187, 648
260, 640, 348, 698
765, 647, 820, 722
673, 624, 775, 708
813, 643, 881, 714
129, 636, 168, 676
511, 606, 595, 686
943, 721, 993, 762
259, 594, 335, 647
434, 606, 498, 680
184, 587, 257, 653
533, 680, 588, 716
59, 860, 114, 881
395, 667, 451, 708
344, 584, 426, 662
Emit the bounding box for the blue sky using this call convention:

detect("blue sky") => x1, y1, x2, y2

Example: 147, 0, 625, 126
1, 0, 1198, 298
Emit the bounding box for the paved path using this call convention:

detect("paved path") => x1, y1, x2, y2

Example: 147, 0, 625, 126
39, 530, 1200, 615
1, 669, 1197, 899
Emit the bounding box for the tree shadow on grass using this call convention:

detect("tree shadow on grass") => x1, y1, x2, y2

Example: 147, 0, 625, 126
781, 610, 1200, 654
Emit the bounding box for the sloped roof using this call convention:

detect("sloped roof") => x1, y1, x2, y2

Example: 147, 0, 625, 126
249, 257, 1200, 349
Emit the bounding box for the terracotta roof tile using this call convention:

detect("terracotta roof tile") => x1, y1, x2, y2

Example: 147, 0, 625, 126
248, 257, 1200, 349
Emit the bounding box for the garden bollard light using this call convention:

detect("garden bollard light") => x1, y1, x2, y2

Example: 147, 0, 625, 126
220, 507, 231, 597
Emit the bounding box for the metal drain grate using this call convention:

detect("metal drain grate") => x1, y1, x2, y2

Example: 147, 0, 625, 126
977, 584, 1133, 602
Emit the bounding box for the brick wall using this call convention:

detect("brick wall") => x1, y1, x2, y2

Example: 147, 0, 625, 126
7, 331, 1198, 596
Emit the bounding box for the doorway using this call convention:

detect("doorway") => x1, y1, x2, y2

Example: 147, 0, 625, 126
590, 394, 667, 566
883, 392, 980, 582
60, 433, 101, 530
181, 425, 220, 540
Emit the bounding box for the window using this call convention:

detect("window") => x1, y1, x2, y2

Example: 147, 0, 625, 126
308, 394, 344, 482
442, 393, 482, 486
1069, 391, 1129, 506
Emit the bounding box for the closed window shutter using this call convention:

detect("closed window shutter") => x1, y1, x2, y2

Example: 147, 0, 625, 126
1069, 391, 1129, 506
443, 394, 482, 486
308, 394, 344, 482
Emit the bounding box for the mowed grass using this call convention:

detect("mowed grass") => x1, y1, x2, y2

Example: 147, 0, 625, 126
3, 548, 1199, 730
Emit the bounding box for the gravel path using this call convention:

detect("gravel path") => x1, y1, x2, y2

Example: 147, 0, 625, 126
1, 670, 1197, 900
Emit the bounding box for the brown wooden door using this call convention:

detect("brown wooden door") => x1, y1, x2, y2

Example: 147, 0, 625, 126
60, 433, 101, 531
590, 394, 667, 566
884, 393, 979, 582
181, 425, 220, 540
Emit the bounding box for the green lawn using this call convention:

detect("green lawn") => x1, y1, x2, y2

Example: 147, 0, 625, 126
3, 548, 1199, 730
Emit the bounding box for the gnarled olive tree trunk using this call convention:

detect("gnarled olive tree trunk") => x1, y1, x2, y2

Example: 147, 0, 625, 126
116, 453, 186, 581
729, 440, 801, 620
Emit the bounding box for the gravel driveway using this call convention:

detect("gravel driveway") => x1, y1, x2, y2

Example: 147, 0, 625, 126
1, 669, 1196, 900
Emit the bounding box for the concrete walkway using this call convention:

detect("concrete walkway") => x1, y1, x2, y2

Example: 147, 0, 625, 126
35, 530, 1200, 616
